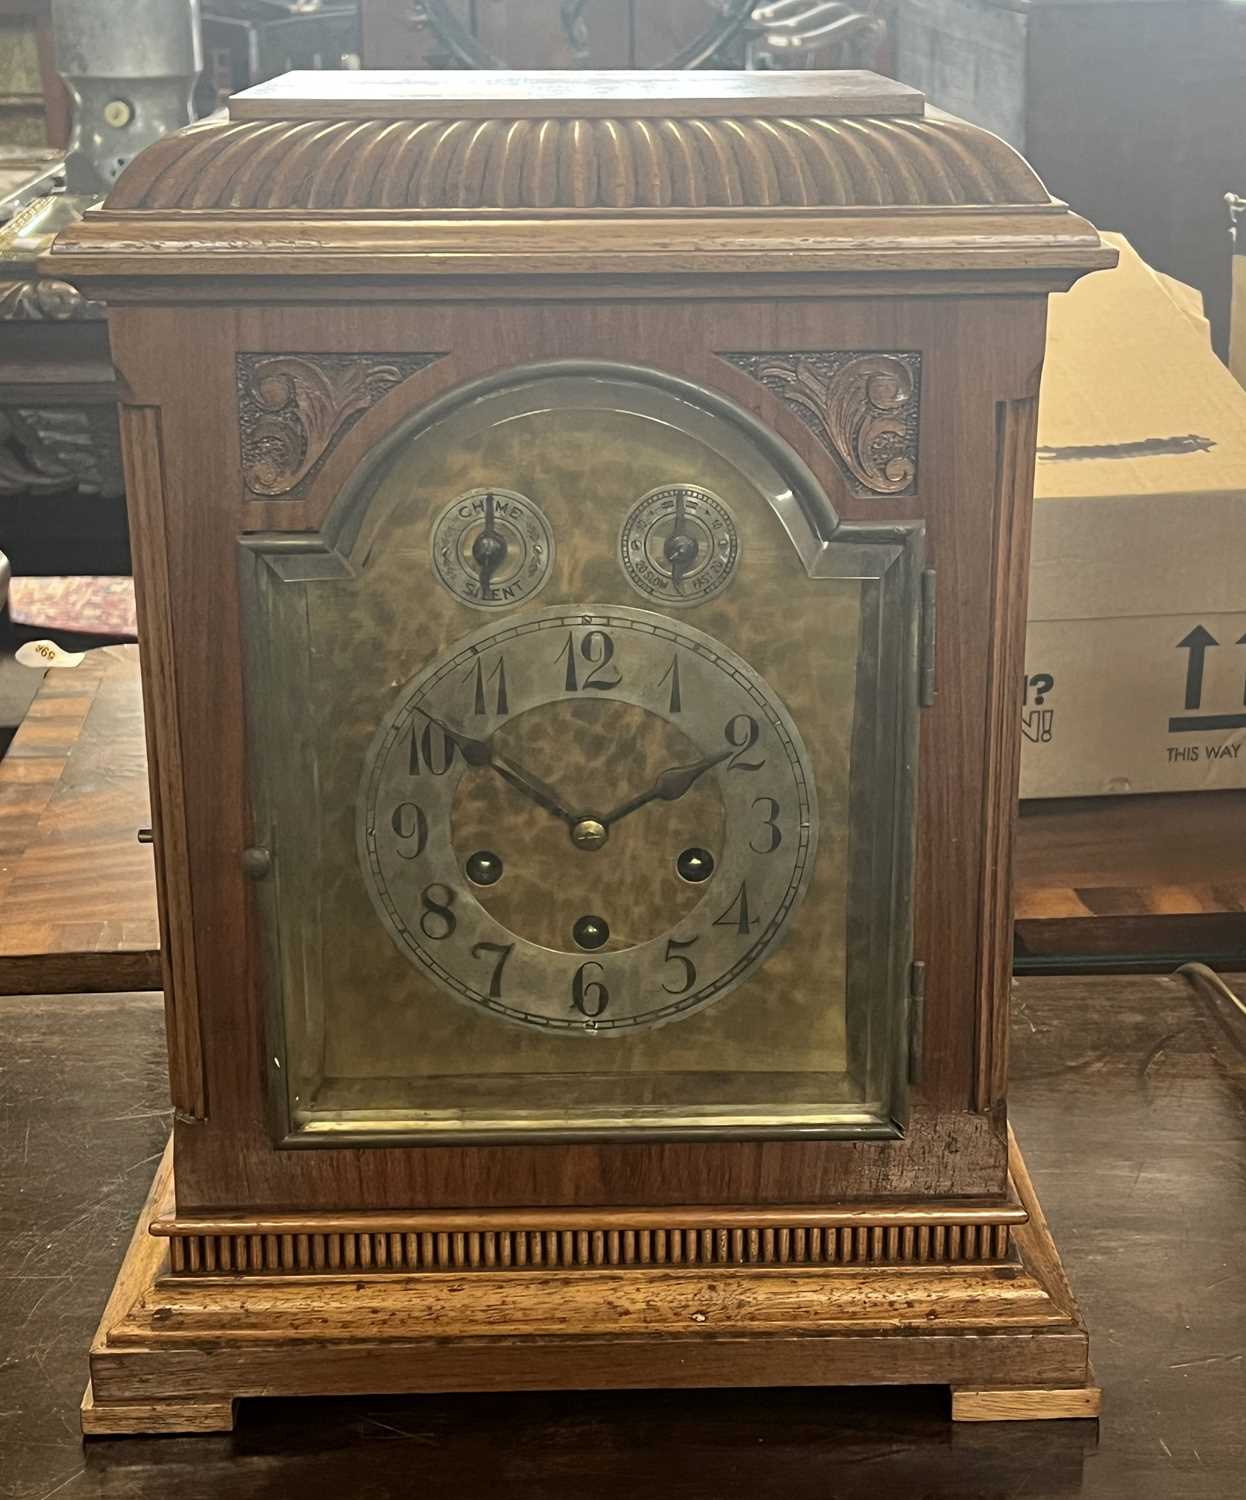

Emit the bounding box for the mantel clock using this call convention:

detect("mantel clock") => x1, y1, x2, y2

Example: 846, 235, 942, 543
48, 69, 1116, 1434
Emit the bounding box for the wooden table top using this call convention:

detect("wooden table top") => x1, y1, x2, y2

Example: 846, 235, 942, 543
0, 646, 160, 995
2, 971, 1243, 1492
0, 645, 1243, 995
1014, 791, 1246, 972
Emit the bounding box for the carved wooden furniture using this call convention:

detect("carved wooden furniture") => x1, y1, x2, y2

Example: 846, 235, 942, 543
0, 0, 205, 576
0, 189, 127, 576
49, 69, 1114, 1435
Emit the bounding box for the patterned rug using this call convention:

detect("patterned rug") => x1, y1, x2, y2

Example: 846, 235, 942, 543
7, 576, 138, 640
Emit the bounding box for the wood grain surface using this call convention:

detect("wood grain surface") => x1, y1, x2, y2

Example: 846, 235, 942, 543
227, 69, 925, 120
974, 395, 1040, 1111
32, 72, 1114, 1225
951, 1382, 1102, 1422
94, 290, 1050, 1212
79, 1129, 1089, 1432
93, 112, 1050, 213
1015, 792, 1246, 917
0, 646, 159, 995
118, 407, 207, 1119
3, 973, 1243, 1485
1014, 791, 1246, 970
44, 72, 1114, 291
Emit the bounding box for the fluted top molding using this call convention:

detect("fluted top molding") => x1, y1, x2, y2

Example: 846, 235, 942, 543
46, 70, 1117, 290
102, 108, 1049, 214
102, 70, 1046, 214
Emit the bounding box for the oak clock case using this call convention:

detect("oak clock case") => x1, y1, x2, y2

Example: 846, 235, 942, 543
48, 68, 1117, 1435
244, 368, 921, 1143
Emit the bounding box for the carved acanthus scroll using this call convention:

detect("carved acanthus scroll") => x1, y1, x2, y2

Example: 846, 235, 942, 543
722, 351, 921, 496
237, 353, 444, 499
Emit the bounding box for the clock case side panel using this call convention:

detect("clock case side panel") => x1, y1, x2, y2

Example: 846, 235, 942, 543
237, 362, 925, 1147
116, 404, 207, 1121
101, 292, 1043, 1212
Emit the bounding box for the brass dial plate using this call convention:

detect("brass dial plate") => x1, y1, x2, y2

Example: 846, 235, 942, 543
358, 605, 818, 1033
430, 487, 555, 608
243, 367, 921, 1139
618, 483, 739, 607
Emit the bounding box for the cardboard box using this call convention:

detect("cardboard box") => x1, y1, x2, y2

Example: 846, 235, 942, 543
1022, 234, 1246, 798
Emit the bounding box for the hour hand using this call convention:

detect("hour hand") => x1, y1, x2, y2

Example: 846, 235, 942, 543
417, 709, 577, 826
600, 747, 732, 828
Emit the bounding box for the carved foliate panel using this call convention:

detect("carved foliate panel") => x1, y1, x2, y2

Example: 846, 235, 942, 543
721, 352, 921, 498
237, 353, 444, 499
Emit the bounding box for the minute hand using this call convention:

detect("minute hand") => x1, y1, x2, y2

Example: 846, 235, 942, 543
417, 709, 577, 826
600, 747, 732, 828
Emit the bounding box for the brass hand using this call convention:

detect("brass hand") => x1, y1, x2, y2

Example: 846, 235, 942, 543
417, 708, 577, 826
599, 746, 732, 828
470, 492, 508, 596
664, 490, 699, 590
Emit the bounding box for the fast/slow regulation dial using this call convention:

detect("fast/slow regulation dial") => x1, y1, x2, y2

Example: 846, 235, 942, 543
618, 484, 740, 607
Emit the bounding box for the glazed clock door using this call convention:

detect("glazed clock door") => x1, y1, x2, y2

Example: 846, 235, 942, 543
242, 363, 923, 1143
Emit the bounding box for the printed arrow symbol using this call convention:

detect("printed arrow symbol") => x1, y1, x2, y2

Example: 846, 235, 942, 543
1177, 624, 1218, 711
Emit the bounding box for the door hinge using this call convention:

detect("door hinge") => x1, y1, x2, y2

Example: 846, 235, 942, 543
907, 959, 927, 1085
919, 567, 937, 706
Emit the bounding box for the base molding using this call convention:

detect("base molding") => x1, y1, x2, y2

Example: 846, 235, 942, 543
81, 1385, 237, 1437
82, 1131, 1097, 1436
151, 1200, 1023, 1276
951, 1380, 1102, 1422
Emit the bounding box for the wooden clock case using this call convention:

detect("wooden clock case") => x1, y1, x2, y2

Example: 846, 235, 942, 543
47, 69, 1116, 1434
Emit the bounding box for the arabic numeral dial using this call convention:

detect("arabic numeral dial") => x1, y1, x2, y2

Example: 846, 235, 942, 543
359, 605, 818, 1033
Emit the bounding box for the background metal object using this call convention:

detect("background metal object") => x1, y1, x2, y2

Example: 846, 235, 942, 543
403, 0, 881, 70
748, 0, 884, 68
0, 148, 65, 224
52, 0, 203, 194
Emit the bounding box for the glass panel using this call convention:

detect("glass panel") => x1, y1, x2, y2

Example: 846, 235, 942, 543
243, 368, 920, 1142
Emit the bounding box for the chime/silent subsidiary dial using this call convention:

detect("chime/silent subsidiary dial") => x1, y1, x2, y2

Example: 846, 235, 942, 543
431, 487, 555, 609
